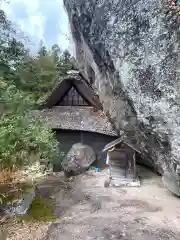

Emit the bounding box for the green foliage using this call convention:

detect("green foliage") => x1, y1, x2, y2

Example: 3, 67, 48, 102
0, 9, 28, 71
0, 79, 59, 169
16, 42, 77, 101
51, 43, 61, 63
18, 54, 58, 97
0, 116, 59, 168
38, 40, 48, 57
0, 6, 77, 171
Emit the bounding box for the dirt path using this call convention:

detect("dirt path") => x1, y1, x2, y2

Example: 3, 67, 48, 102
41, 166, 180, 240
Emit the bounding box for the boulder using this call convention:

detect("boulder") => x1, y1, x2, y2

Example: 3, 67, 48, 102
2, 188, 35, 217
64, 0, 180, 195
62, 143, 96, 175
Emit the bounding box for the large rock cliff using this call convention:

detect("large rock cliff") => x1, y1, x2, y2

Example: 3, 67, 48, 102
64, 0, 180, 195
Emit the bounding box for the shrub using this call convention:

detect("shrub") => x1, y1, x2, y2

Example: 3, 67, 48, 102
0, 78, 60, 170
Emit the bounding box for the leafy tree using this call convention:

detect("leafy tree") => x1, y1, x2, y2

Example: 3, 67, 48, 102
0, 9, 27, 65
0, 78, 59, 169
0, 6, 78, 174
17, 53, 58, 101
38, 39, 47, 57
17, 44, 77, 100
56, 49, 77, 76
62, 49, 71, 64
51, 44, 61, 63
0, 8, 60, 172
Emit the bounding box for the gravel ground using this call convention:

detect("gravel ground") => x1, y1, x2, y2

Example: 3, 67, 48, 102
3, 166, 180, 240
43, 166, 180, 240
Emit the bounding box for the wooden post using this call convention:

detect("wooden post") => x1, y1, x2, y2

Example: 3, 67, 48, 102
133, 151, 136, 180
80, 120, 84, 144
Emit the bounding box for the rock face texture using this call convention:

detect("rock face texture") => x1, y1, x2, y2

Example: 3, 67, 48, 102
64, 0, 180, 195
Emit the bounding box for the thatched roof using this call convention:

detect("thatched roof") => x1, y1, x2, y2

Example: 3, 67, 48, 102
30, 71, 118, 136
41, 71, 102, 110
30, 106, 117, 136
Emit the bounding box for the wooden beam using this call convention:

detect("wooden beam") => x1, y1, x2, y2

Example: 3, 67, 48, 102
133, 151, 136, 180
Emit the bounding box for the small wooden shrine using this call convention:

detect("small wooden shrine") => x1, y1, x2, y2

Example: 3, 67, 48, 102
102, 137, 140, 187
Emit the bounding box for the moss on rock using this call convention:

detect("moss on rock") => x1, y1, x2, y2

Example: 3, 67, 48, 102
22, 196, 56, 222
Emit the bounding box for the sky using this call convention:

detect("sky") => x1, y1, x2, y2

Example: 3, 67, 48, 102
1, 0, 73, 53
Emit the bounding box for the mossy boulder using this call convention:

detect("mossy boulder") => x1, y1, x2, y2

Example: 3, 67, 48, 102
2, 187, 35, 217
22, 196, 56, 222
